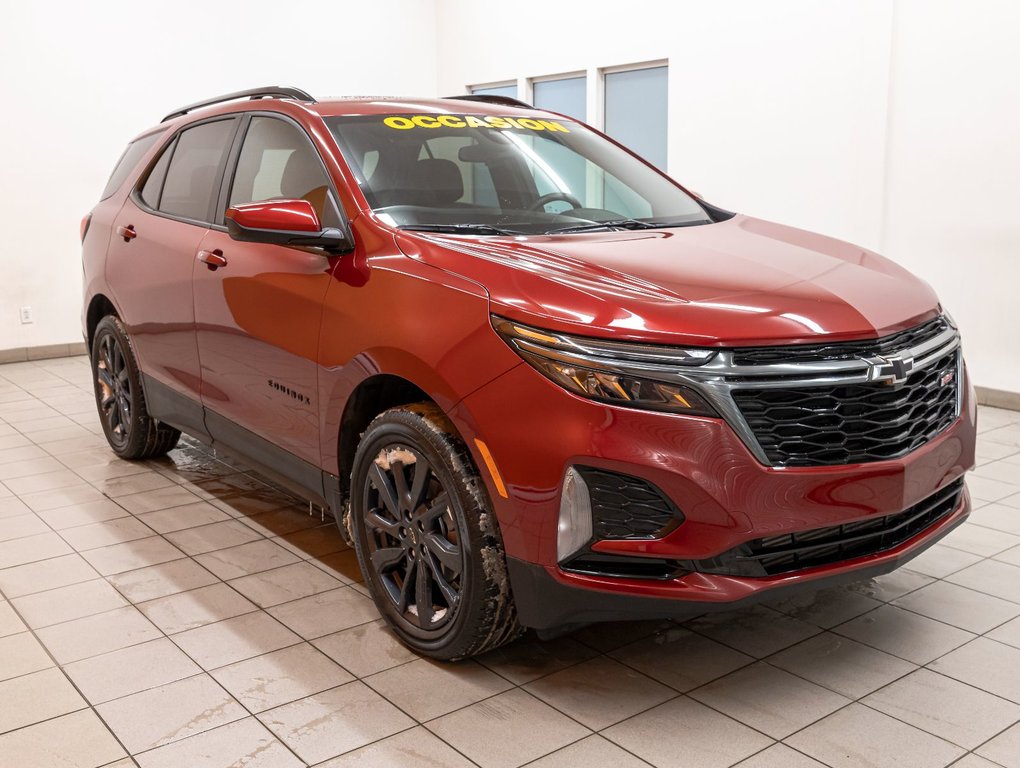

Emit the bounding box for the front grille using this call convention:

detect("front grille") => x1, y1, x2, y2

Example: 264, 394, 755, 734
698, 479, 965, 577
732, 316, 949, 366
732, 350, 959, 467
576, 466, 682, 540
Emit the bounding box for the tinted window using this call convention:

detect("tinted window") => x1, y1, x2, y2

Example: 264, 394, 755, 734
605, 67, 668, 170
471, 83, 518, 99
100, 133, 159, 200
533, 77, 586, 121
159, 119, 236, 222
229, 117, 339, 227
139, 138, 174, 209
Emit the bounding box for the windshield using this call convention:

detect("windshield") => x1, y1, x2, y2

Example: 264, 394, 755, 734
325, 113, 712, 235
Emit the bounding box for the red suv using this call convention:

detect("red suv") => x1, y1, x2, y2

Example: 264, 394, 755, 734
82, 86, 975, 659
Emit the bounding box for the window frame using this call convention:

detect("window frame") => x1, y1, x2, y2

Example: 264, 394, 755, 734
526, 71, 587, 122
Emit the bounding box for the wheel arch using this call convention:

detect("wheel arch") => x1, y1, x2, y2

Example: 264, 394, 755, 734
85, 294, 120, 354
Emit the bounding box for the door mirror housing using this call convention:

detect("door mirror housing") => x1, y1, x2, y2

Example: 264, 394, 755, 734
225, 199, 352, 253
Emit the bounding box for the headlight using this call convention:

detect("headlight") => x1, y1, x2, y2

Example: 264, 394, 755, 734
492, 316, 718, 417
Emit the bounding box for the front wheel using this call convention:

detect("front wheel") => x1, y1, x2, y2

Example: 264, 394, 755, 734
350, 403, 522, 660
91, 315, 181, 459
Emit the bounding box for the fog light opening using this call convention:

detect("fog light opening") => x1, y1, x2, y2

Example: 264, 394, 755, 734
558, 467, 593, 562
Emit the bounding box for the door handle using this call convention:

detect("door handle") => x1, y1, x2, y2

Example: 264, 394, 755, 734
196, 249, 227, 270
116, 225, 137, 242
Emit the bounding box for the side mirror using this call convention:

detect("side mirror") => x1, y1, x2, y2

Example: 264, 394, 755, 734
225, 199, 352, 253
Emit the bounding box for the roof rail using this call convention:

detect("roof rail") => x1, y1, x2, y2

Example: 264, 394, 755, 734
445, 94, 534, 109
161, 86, 316, 123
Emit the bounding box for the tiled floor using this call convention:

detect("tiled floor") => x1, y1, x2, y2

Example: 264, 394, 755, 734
1, 356, 1019, 768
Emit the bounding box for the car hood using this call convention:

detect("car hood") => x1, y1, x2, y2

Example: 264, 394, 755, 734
394, 214, 941, 347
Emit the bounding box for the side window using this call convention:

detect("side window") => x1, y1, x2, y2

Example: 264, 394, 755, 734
229, 117, 340, 227
139, 138, 174, 209
100, 133, 159, 200
159, 119, 236, 222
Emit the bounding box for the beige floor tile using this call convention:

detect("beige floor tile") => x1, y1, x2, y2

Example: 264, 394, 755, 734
239, 506, 322, 538
195, 539, 300, 579
609, 625, 754, 693
97, 673, 247, 753
864, 668, 1020, 749
835, 605, 974, 664
997, 544, 1020, 567
570, 619, 676, 654
228, 561, 343, 608
0, 631, 54, 681
0, 600, 26, 636
946, 559, 1020, 603
691, 662, 849, 739
107, 558, 219, 603
61, 517, 156, 551
941, 521, 1020, 557
36, 605, 162, 664
368, 657, 512, 721
769, 633, 916, 699
988, 615, 1020, 649
134, 716, 303, 768
36, 499, 130, 529
904, 543, 985, 578
427, 688, 590, 768
604, 695, 772, 768
64, 637, 202, 704
787, 703, 964, 768
165, 519, 264, 556
0, 553, 99, 597
0, 531, 72, 568
172, 610, 300, 669
477, 635, 598, 686
267, 586, 379, 639
0, 443, 47, 465
275, 523, 348, 559
92, 471, 176, 497
0, 709, 126, 768
970, 504, 1020, 536
892, 580, 1020, 633
312, 548, 363, 583
312, 620, 418, 678
930, 637, 1020, 703
115, 484, 204, 514
0, 495, 31, 518
74, 459, 153, 483
0, 512, 50, 542
524, 734, 651, 768
318, 726, 478, 768
137, 501, 231, 534
211, 643, 353, 713
524, 655, 674, 730
847, 568, 935, 602
17, 483, 106, 512
0, 455, 66, 480
734, 743, 828, 768
976, 722, 1020, 768
0, 667, 86, 734
259, 681, 415, 764
139, 583, 256, 634
82, 536, 185, 576
12, 578, 127, 628
4, 468, 84, 495
684, 605, 820, 658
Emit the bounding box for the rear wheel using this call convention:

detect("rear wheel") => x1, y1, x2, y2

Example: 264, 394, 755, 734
350, 403, 522, 660
91, 316, 180, 459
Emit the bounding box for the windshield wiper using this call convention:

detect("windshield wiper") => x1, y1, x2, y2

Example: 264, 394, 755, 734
544, 218, 710, 234
397, 223, 524, 236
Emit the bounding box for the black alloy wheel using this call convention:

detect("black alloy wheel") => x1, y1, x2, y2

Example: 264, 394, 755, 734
95, 330, 132, 450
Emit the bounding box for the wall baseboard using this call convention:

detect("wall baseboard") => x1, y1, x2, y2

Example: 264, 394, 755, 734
975, 386, 1020, 412
0, 342, 88, 364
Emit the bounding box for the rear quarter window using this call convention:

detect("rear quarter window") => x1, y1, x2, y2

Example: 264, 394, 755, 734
100, 133, 160, 200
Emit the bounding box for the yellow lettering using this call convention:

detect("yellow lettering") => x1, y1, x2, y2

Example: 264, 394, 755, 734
516, 118, 544, 130
465, 115, 490, 128
383, 116, 415, 130
437, 115, 466, 128
485, 116, 509, 129
539, 120, 570, 133
503, 117, 524, 129
411, 115, 441, 128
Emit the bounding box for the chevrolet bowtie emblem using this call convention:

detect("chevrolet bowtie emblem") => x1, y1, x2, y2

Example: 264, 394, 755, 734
865, 354, 915, 386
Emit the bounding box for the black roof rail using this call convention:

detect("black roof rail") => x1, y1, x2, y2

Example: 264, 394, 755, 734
161, 86, 316, 123
445, 94, 534, 109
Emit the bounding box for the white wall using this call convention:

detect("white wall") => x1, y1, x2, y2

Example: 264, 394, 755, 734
436, 0, 1019, 394
0, 0, 437, 351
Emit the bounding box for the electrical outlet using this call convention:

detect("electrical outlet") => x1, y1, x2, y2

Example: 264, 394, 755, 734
19, 306, 33, 324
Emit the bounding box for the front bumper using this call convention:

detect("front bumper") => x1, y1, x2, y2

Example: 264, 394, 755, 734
454, 361, 977, 629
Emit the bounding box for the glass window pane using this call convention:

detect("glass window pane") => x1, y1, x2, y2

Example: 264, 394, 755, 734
139, 138, 174, 209
100, 133, 159, 200
532, 77, 586, 121
470, 84, 518, 99
159, 119, 236, 222
604, 66, 668, 170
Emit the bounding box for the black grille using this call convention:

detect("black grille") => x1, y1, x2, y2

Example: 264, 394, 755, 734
576, 467, 682, 540
732, 316, 949, 366
699, 479, 964, 577
733, 350, 959, 467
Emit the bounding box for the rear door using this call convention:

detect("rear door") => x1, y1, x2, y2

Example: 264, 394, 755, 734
193, 114, 341, 483
106, 116, 239, 436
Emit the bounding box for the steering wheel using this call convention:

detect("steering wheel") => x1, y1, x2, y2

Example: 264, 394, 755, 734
529, 192, 583, 212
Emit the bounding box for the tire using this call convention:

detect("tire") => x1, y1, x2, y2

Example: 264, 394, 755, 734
91, 315, 181, 459
350, 402, 523, 660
